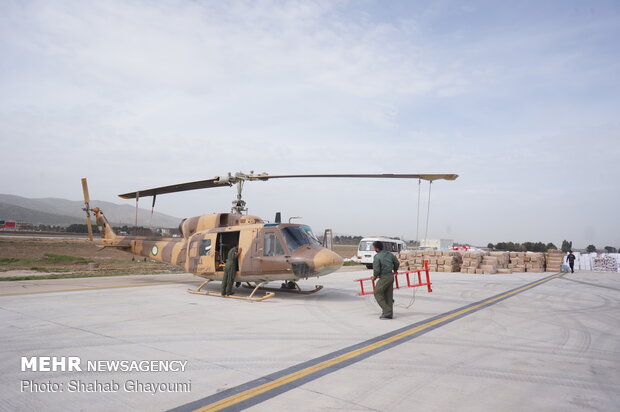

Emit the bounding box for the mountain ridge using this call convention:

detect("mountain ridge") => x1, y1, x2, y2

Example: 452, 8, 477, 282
0, 194, 182, 227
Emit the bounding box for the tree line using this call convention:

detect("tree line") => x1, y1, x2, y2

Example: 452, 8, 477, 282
488, 239, 618, 254
29, 224, 178, 237
333, 235, 364, 245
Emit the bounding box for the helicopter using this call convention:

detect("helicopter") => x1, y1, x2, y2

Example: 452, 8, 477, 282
81, 172, 458, 301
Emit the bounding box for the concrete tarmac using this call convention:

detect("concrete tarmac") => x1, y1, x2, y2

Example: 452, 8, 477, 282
1, 269, 619, 411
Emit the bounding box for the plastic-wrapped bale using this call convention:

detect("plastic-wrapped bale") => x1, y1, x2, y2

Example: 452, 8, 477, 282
546, 249, 564, 272
481, 256, 498, 273
480, 264, 497, 274
422, 250, 437, 270
576, 252, 591, 270
452, 251, 464, 271
480, 253, 501, 274
399, 250, 435, 271
489, 251, 510, 268
581, 253, 595, 270
408, 259, 422, 271
424, 250, 445, 271
525, 252, 545, 272
397, 251, 413, 269
437, 251, 463, 272
612, 253, 620, 272
509, 252, 526, 272
592, 255, 618, 272
461, 251, 486, 274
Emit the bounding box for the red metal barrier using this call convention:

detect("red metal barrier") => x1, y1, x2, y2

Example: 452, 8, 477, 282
355, 260, 432, 296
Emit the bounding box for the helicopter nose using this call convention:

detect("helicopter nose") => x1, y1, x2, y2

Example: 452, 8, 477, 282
313, 248, 344, 274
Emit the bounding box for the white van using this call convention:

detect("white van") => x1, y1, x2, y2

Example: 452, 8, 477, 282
356, 237, 408, 269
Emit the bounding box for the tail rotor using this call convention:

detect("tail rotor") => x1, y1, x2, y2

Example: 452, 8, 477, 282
81, 178, 94, 241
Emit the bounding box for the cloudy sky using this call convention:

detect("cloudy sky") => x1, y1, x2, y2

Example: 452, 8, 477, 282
1, 0, 619, 248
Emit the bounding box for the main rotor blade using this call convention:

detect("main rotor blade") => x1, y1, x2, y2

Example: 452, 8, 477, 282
118, 173, 458, 199
118, 177, 226, 199
253, 173, 459, 182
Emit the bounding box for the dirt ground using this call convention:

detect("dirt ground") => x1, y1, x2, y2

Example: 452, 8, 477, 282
0, 237, 361, 280
332, 244, 358, 259
0, 237, 180, 280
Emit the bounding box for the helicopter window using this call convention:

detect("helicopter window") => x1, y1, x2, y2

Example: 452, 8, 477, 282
264, 232, 285, 256
200, 239, 211, 256
281, 226, 320, 251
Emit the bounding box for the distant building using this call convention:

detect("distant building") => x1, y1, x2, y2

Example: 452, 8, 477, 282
420, 239, 454, 250
1, 220, 36, 231
0, 220, 16, 230
16, 221, 35, 231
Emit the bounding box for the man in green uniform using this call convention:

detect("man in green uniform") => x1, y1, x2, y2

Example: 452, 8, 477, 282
372, 241, 399, 319
221, 245, 241, 296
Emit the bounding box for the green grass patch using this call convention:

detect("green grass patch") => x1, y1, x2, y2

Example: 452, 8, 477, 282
42, 253, 91, 263
0, 254, 91, 267
29, 267, 71, 273
0, 257, 38, 265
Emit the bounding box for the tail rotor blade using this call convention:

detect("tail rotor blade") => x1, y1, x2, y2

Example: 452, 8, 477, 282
81, 178, 91, 204
81, 178, 93, 241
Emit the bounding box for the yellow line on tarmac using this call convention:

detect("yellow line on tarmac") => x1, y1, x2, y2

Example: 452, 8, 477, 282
194, 272, 563, 412
0, 281, 190, 296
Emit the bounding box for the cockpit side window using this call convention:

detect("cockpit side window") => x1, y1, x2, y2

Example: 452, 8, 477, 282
264, 232, 285, 256
200, 239, 211, 256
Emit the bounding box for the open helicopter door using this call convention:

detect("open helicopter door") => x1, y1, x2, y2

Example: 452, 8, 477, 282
215, 231, 241, 272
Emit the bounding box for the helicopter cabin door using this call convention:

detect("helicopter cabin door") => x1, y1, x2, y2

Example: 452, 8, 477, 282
215, 231, 241, 272
188, 234, 217, 274
255, 228, 290, 275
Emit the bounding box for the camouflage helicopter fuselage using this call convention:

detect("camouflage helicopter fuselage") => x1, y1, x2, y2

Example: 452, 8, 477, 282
93, 208, 343, 283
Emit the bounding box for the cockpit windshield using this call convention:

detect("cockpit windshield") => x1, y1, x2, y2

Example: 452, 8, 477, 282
281, 225, 320, 251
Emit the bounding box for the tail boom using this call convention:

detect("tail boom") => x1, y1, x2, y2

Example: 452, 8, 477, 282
92, 208, 131, 249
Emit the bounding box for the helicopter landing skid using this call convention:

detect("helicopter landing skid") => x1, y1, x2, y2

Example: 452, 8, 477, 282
243, 282, 324, 295
188, 280, 275, 301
